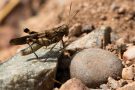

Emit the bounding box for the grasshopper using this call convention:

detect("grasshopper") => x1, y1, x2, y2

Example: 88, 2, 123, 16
10, 25, 69, 58
10, 3, 79, 60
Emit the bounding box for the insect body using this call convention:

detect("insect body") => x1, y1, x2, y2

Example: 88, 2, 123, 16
10, 2, 79, 59
10, 24, 69, 58
10, 24, 68, 45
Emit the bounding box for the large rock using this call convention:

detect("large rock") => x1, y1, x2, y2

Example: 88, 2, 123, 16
0, 44, 62, 90
66, 26, 112, 50
70, 48, 123, 88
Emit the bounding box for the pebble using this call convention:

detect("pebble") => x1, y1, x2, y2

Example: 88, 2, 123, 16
100, 15, 107, 20
130, 36, 135, 44
100, 84, 110, 90
68, 23, 82, 37
81, 24, 95, 34
122, 65, 134, 80
125, 11, 135, 21
116, 37, 129, 46
53, 88, 59, 90
70, 48, 123, 88
59, 78, 89, 90
117, 7, 126, 14
123, 46, 135, 61
124, 14, 133, 21
113, 14, 121, 19
110, 3, 119, 11
111, 32, 119, 43
108, 77, 121, 89
118, 79, 128, 87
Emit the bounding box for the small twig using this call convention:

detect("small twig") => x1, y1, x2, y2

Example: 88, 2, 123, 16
0, 0, 20, 23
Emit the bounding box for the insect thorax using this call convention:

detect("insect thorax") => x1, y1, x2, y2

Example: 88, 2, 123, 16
57, 24, 69, 36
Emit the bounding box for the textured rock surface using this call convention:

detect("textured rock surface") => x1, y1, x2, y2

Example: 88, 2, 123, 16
59, 78, 89, 90
70, 48, 123, 88
117, 82, 135, 90
0, 44, 61, 90
66, 26, 111, 50
108, 77, 121, 89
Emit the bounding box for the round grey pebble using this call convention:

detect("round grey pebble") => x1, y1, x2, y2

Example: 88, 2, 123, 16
70, 48, 123, 88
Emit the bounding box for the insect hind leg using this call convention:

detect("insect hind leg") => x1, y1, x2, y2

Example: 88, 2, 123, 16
27, 43, 39, 59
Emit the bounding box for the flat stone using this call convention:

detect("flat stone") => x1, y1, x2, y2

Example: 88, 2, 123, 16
0, 44, 62, 90
66, 26, 111, 50
70, 48, 123, 88
81, 24, 95, 34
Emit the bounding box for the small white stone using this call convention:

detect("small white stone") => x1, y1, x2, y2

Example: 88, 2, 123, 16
108, 77, 120, 89
123, 46, 135, 61
122, 66, 134, 80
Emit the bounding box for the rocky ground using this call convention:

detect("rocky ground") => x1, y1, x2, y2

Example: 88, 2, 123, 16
1, 0, 135, 90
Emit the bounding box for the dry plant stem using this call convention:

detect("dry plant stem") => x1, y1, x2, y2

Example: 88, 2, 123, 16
0, 0, 20, 23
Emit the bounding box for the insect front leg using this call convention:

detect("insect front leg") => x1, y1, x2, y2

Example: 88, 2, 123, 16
61, 39, 65, 48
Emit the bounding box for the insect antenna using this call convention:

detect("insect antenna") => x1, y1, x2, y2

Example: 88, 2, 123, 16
66, 2, 72, 25
66, 2, 80, 26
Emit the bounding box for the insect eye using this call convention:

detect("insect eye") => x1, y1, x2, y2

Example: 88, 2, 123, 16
24, 28, 30, 33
